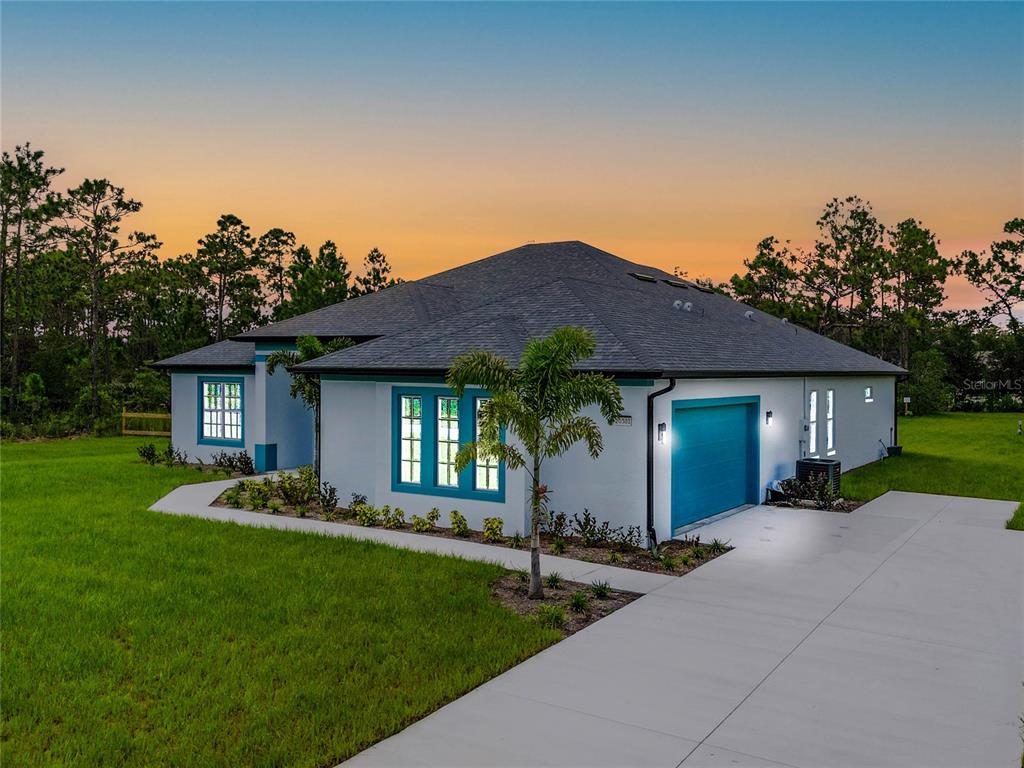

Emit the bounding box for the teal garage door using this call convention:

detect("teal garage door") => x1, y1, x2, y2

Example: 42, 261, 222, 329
671, 398, 759, 531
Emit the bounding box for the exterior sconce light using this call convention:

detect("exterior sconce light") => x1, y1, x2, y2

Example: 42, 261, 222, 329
765, 410, 773, 426
657, 422, 667, 443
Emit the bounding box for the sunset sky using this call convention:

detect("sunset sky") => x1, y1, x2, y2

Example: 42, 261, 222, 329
3, 2, 1021, 309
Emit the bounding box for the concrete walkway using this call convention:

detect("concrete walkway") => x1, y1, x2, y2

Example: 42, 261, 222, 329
342, 492, 1023, 768
150, 477, 675, 594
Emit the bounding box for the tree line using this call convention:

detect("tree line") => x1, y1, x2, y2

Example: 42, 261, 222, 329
0, 143, 398, 436
716, 196, 1023, 415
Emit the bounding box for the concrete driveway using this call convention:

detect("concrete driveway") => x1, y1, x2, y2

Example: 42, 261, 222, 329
345, 492, 1023, 768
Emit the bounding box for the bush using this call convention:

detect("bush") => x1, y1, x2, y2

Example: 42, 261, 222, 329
482, 517, 504, 544
297, 465, 319, 498
568, 590, 589, 614
137, 443, 159, 465
246, 481, 270, 510
268, 501, 282, 514
513, 568, 529, 583
607, 551, 622, 565
382, 506, 405, 529
277, 473, 311, 506
224, 484, 244, 509
534, 604, 565, 630
410, 514, 432, 533
613, 525, 643, 552
590, 580, 611, 599
543, 510, 570, 538
450, 510, 469, 537
210, 449, 255, 476
778, 473, 837, 510
571, 509, 618, 547
550, 537, 567, 555
295, 505, 308, 518
318, 480, 339, 521
350, 491, 368, 508
354, 504, 380, 527
707, 538, 729, 555
544, 571, 562, 589
161, 443, 189, 467
426, 507, 441, 527
508, 531, 525, 549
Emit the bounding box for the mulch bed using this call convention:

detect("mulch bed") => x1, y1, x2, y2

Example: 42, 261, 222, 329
767, 498, 864, 512
212, 485, 733, 576
490, 573, 639, 636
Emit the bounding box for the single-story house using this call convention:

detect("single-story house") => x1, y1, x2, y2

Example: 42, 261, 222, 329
153, 241, 904, 542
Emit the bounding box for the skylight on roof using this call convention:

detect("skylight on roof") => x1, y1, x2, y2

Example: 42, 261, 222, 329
630, 272, 658, 283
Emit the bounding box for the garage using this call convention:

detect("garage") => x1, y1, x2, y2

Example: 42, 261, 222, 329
671, 396, 759, 532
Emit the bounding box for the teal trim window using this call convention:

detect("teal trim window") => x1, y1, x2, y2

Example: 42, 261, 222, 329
198, 377, 244, 446
391, 387, 505, 502
474, 398, 499, 491
437, 397, 460, 487
399, 395, 422, 484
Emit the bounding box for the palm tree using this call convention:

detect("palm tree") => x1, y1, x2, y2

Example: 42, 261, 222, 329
265, 335, 353, 476
447, 326, 623, 599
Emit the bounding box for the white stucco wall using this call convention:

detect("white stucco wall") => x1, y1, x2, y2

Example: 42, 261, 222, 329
320, 379, 530, 535
651, 375, 896, 541
319, 374, 895, 542
260, 360, 314, 469
170, 371, 257, 463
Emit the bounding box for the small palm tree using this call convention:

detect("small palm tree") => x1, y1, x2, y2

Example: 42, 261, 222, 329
447, 326, 623, 599
265, 335, 353, 477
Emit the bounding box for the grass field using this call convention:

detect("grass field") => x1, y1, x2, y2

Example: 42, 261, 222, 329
1, 438, 558, 767
842, 412, 1024, 529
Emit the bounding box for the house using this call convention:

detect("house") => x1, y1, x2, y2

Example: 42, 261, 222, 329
153, 241, 903, 543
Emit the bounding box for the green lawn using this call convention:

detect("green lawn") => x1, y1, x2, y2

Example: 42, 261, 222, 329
842, 412, 1024, 529
1, 438, 558, 767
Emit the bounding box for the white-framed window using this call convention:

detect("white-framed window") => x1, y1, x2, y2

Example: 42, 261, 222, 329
201, 380, 242, 442
475, 398, 500, 491
808, 389, 818, 456
399, 395, 422, 484
826, 388, 835, 455
864, 385, 874, 403
437, 396, 460, 487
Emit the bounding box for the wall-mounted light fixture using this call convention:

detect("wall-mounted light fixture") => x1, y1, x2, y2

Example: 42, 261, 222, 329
765, 410, 773, 426
657, 422, 667, 443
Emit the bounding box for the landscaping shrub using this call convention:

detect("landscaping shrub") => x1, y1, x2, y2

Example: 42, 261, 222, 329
613, 525, 643, 552
246, 481, 270, 510
160, 443, 189, 467
210, 449, 255, 476
571, 509, 618, 547
350, 491, 368, 508
568, 590, 589, 614
543, 510, 570, 539
295, 505, 308, 518
268, 501, 282, 514
297, 465, 319, 497
426, 507, 441, 527
410, 514, 432, 533
550, 537, 567, 555
224, 483, 244, 509
482, 517, 504, 544
136, 443, 159, 465
277, 473, 311, 506
707, 538, 729, 555
450, 510, 469, 537
513, 568, 529, 583
354, 504, 380, 527
590, 580, 611, 599
318, 480, 339, 521
779, 473, 837, 510
544, 571, 562, 589
508, 531, 525, 550
382, 506, 406, 529
534, 604, 565, 630
607, 551, 622, 564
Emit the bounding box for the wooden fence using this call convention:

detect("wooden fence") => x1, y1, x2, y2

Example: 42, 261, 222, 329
121, 408, 172, 437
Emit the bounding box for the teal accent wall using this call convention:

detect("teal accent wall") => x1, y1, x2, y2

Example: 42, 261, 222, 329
255, 443, 278, 473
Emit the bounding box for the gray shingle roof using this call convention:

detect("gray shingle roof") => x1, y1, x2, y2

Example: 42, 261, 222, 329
151, 340, 255, 371
287, 241, 904, 378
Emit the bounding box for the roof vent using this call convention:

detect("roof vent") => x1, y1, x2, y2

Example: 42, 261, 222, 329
673, 300, 694, 313
781, 318, 789, 324
630, 272, 658, 283
663, 279, 689, 289
744, 310, 755, 321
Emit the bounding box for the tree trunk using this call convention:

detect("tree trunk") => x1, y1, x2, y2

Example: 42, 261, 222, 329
528, 454, 544, 599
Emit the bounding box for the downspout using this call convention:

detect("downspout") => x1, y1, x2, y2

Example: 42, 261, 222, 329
646, 377, 676, 550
